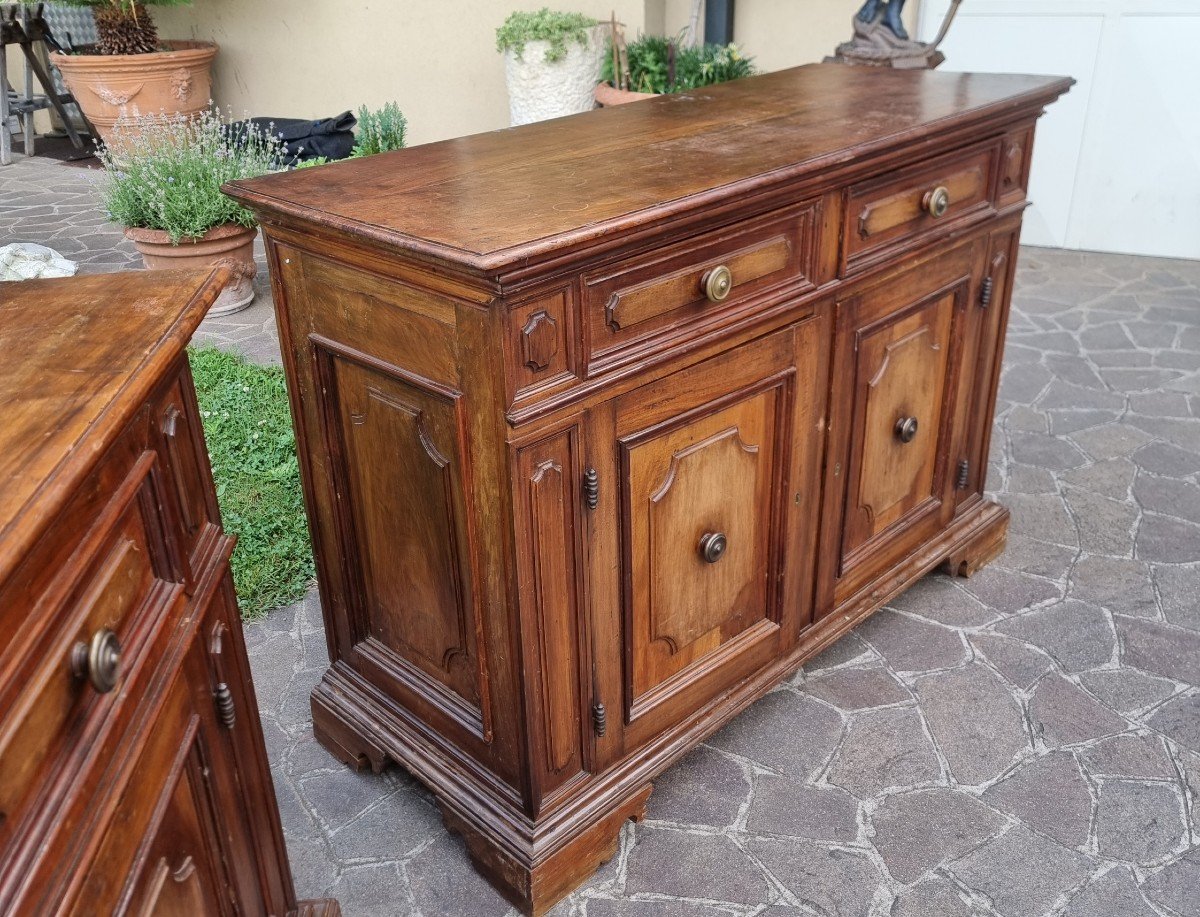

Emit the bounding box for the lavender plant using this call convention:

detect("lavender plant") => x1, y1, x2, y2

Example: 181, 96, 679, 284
99, 106, 285, 242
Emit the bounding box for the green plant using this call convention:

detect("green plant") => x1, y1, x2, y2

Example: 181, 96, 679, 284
188, 346, 315, 619
352, 102, 408, 157
99, 106, 284, 242
57, 1, 191, 55
496, 8, 597, 63
603, 34, 755, 94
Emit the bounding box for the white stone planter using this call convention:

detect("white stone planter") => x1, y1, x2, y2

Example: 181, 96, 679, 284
504, 28, 604, 126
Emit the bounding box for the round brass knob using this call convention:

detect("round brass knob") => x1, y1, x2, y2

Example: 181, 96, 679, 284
699, 531, 728, 564
895, 416, 919, 444
923, 186, 950, 218
703, 265, 733, 303
71, 628, 122, 694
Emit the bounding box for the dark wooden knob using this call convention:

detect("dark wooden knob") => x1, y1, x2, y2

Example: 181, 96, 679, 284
703, 265, 733, 303
699, 531, 728, 563
923, 186, 950, 218
72, 628, 122, 694
895, 416, 919, 444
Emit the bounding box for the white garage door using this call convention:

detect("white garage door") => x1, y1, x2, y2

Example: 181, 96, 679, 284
917, 0, 1200, 260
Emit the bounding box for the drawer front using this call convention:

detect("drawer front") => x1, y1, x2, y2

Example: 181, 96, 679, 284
583, 202, 818, 375
155, 365, 222, 591
0, 450, 181, 852
844, 144, 997, 273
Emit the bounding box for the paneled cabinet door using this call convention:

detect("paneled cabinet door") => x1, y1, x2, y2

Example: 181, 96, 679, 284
68, 618, 264, 917
588, 321, 826, 756
818, 242, 981, 613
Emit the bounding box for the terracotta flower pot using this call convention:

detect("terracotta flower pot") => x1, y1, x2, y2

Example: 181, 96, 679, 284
593, 82, 658, 107
125, 223, 257, 316
52, 40, 218, 149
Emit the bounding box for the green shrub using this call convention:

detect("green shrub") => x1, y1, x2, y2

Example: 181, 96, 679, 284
603, 35, 755, 94
188, 346, 314, 619
99, 107, 284, 242
352, 101, 408, 157
496, 8, 597, 62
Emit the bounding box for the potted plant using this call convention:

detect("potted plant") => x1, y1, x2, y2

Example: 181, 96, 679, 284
51, 1, 216, 148
99, 107, 284, 315
596, 32, 756, 106
496, 8, 605, 126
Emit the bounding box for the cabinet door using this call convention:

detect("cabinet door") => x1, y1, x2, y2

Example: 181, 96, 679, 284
590, 321, 826, 753
818, 243, 980, 612
63, 574, 288, 917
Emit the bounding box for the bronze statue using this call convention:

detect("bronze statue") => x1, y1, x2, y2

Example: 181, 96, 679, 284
829, 0, 963, 70
856, 0, 909, 41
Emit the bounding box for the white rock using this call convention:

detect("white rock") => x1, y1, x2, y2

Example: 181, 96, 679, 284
0, 242, 78, 281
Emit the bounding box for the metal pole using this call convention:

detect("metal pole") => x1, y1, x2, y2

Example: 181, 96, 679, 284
704, 0, 735, 45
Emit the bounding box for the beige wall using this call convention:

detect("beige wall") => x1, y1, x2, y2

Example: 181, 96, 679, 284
144, 1, 920, 146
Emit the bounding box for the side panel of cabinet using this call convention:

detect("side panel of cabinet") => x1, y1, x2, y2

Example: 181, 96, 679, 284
819, 242, 980, 613
266, 244, 524, 781
512, 425, 591, 812
959, 223, 1022, 507
590, 321, 825, 754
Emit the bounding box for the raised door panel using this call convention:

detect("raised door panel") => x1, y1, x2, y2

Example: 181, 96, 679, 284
841, 292, 954, 560
316, 344, 489, 743
513, 427, 589, 809
603, 325, 816, 747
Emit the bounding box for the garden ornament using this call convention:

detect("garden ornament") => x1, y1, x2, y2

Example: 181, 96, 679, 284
856, 0, 909, 41
829, 0, 964, 69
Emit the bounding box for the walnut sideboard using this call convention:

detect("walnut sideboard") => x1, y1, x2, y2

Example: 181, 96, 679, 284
226, 64, 1072, 914
0, 270, 338, 917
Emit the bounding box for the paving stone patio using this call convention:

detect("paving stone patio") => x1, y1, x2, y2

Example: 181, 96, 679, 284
4, 154, 1200, 916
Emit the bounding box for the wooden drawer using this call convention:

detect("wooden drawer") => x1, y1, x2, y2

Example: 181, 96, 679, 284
582, 202, 818, 375
843, 143, 998, 273
0, 449, 182, 853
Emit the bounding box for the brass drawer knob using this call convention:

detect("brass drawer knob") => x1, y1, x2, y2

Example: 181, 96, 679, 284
923, 186, 950, 218
699, 531, 728, 564
703, 265, 733, 303
895, 416, 919, 444
71, 628, 122, 694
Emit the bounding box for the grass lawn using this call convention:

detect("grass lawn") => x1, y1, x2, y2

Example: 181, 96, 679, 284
188, 346, 314, 619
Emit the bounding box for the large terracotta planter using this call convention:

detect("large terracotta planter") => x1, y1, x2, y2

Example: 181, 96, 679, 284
125, 223, 257, 316
593, 82, 658, 107
53, 40, 217, 148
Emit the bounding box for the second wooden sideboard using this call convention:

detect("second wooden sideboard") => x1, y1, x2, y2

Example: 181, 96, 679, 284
226, 64, 1072, 914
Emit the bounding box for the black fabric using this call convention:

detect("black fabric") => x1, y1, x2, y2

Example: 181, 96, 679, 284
248, 112, 357, 164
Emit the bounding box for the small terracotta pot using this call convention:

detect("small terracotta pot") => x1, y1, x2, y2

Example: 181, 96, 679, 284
125, 223, 257, 316
593, 82, 658, 107
52, 40, 218, 149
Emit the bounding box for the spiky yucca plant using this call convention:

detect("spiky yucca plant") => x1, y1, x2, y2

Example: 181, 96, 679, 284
60, 0, 192, 55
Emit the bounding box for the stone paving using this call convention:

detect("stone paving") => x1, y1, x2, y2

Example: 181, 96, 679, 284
4, 155, 1200, 916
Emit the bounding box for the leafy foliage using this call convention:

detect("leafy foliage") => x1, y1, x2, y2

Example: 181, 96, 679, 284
496, 8, 597, 63
99, 106, 284, 241
603, 34, 755, 94
188, 346, 314, 619
352, 102, 408, 157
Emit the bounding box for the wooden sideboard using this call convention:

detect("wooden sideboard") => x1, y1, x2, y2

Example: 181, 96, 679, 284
226, 64, 1072, 914
0, 271, 337, 917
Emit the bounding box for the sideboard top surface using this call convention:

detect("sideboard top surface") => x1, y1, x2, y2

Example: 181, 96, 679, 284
225, 64, 1071, 273
0, 268, 221, 581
